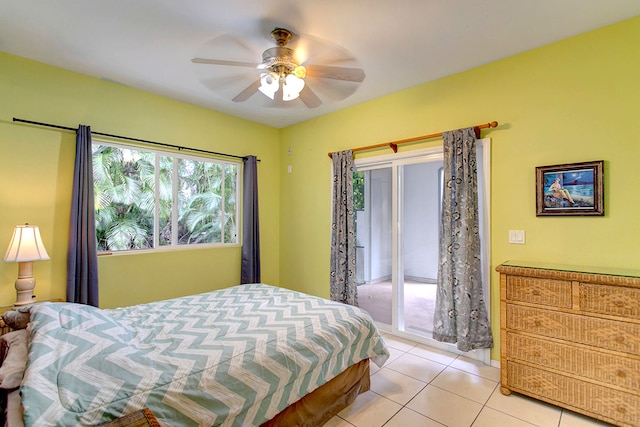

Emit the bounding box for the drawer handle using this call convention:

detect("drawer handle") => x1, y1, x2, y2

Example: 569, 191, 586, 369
613, 300, 625, 308
617, 369, 627, 378
616, 406, 627, 414
531, 290, 541, 296
532, 351, 541, 358
532, 381, 542, 388
533, 320, 542, 327
614, 336, 625, 344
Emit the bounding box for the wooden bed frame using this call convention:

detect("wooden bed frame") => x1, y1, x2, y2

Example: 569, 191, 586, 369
0, 305, 371, 426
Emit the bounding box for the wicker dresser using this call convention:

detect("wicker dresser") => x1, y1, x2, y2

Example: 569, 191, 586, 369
496, 261, 640, 427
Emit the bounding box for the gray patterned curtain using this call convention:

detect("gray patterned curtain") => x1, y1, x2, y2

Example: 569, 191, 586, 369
433, 127, 493, 351
241, 155, 260, 284
67, 125, 99, 306
329, 150, 358, 305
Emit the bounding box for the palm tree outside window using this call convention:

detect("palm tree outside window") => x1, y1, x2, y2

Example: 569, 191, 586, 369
92, 142, 239, 252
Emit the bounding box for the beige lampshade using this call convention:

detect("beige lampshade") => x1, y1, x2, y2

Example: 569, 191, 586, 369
3, 224, 50, 263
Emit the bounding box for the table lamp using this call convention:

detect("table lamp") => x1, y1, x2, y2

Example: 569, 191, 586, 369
3, 224, 50, 306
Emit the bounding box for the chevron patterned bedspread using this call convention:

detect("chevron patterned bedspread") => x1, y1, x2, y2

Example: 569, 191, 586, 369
20, 284, 389, 426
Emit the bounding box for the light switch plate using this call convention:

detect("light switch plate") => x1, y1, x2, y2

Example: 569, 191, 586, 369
509, 230, 526, 244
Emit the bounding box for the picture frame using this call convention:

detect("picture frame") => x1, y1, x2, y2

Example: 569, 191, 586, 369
536, 160, 604, 216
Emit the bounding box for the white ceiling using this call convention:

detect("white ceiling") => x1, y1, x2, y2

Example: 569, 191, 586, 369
1, 1, 639, 128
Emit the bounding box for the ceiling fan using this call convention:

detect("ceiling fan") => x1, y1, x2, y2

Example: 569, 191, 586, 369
191, 28, 365, 108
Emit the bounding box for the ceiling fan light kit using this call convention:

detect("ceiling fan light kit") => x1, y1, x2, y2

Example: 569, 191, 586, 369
256, 29, 306, 102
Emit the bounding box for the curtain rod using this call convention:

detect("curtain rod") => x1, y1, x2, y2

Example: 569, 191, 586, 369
12, 117, 257, 162
328, 121, 499, 158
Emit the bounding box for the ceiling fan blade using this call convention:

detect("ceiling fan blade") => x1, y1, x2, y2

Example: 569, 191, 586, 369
192, 58, 258, 68
299, 85, 322, 108
232, 80, 261, 102
305, 65, 365, 82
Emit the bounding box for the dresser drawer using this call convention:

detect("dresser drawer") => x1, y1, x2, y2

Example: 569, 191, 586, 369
507, 361, 639, 427
506, 276, 572, 308
580, 283, 640, 320
506, 305, 640, 355
506, 332, 640, 391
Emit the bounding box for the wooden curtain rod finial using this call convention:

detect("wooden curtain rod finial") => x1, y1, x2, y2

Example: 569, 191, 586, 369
474, 121, 499, 138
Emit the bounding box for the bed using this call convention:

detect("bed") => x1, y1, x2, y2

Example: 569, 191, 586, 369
0, 283, 389, 426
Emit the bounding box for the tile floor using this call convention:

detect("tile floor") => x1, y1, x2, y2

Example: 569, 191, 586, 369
326, 333, 615, 427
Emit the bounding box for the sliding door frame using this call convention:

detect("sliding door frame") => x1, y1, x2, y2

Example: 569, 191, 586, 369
354, 139, 491, 364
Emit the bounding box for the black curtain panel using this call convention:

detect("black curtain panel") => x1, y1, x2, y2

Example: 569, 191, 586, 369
241, 155, 260, 284
67, 125, 99, 306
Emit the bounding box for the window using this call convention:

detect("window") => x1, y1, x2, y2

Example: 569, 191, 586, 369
92, 142, 239, 252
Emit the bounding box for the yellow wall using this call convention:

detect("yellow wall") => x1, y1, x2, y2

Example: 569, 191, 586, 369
279, 17, 640, 360
0, 52, 281, 308
1, 16, 639, 361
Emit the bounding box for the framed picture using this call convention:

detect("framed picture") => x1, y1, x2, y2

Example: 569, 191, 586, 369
536, 160, 604, 216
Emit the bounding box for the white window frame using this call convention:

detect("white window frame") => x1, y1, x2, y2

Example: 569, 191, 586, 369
92, 140, 241, 254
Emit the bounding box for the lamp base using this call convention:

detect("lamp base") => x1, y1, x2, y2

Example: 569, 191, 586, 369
14, 261, 36, 306
14, 289, 36, 306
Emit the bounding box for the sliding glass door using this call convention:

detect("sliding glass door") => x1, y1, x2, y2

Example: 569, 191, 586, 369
398, 161, 442, 335
354, 166, 393, 324
354, 143, 490, 362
